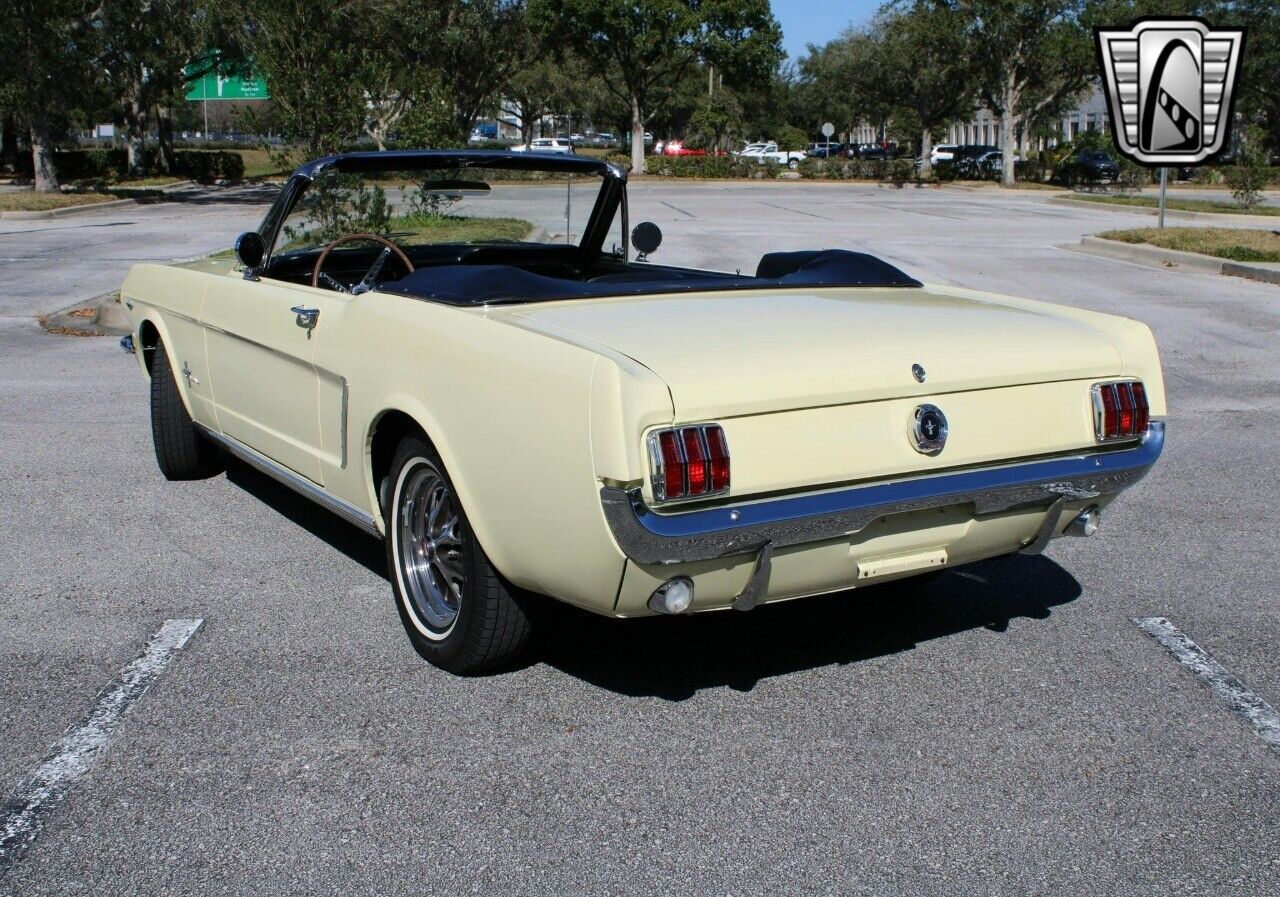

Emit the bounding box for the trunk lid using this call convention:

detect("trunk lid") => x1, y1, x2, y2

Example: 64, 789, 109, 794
498, 286, 1123, 419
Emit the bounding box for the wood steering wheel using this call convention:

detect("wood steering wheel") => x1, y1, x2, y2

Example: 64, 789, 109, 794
311, 233, 415, 292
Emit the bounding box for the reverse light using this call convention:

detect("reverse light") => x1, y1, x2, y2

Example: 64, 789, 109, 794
647, 577, 694, 614
1092, 381, 1150, 442
647, 424, 730, 501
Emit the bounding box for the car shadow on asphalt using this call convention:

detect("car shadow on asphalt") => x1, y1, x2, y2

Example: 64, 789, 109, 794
224, 458, 1082, 700
533, 555, 1081, 700
225, 460, 387, 576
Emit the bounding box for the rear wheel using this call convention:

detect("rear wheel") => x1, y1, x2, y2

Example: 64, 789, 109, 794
384, 435, 532, 674
150, 340, 222, 480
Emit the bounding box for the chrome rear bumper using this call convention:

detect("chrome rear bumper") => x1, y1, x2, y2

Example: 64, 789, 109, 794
601, 421, 1164, 567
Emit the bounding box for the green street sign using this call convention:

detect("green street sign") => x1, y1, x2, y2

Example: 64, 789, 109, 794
184, 69, 269, 101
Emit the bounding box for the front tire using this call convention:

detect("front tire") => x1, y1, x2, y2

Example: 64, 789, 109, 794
150, 340, 223, 480
384, 435, 532, 674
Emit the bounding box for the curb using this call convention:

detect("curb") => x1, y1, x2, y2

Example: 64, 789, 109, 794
1073, 236, 1280, 285
1049, 195, 1280, 226
0, 197, 138, 220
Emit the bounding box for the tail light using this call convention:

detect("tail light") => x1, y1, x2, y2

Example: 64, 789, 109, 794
1092, 381, 1150, 442
648, 424, 730, 501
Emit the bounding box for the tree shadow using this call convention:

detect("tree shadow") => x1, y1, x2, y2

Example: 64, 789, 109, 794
533, 554, 1081, 700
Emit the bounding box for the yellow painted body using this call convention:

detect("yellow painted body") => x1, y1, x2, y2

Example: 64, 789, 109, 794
121, 258, 1165, 616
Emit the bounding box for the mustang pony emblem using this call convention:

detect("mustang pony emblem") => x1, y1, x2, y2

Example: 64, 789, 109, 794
912, 404, 948, 455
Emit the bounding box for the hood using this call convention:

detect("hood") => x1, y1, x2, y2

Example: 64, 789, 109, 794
493, 286, 1124, 419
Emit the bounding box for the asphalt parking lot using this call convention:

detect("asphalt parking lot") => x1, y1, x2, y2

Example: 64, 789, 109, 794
1, 181, 1278, 895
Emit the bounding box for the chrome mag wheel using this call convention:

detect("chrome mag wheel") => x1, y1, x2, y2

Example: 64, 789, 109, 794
394, 459, 466, 638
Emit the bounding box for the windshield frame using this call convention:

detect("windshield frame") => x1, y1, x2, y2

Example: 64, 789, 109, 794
257, 150, 628, 272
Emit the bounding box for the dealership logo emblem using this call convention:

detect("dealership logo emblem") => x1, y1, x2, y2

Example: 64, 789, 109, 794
1096, 18, 1245, 165
911, 404, 948, 455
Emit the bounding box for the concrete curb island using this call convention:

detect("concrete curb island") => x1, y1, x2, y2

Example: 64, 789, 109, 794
1073, 235, 1280, 286
1, 198, 138, 220
1049, 195, 1280, 227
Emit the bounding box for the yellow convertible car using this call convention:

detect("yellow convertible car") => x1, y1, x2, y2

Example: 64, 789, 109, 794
119, 150, 1165, 673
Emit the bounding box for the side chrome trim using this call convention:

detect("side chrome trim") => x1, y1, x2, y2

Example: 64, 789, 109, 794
196, 424, 381, 537
338, 378, 349, 470
601, 421, 1165, 566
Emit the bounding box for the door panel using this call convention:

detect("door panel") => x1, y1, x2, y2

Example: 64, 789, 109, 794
202, 274, 332, 482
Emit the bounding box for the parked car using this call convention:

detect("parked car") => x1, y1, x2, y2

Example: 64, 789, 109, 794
856, 144, 890, 161
956, 150, 1004, 180
736, 142, 806, 169
1068, 149, 1121, 184
511, 137, 575, 155
929, 144, 958, 165
658, 140, 706, 156
119, 148, 1166, 674
808, 142, 848, 159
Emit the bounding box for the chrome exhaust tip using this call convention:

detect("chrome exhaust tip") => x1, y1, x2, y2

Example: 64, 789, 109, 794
1066, 506, 1101, 537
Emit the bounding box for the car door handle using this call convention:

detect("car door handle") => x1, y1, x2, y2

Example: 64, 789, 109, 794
291, 306, 319, 331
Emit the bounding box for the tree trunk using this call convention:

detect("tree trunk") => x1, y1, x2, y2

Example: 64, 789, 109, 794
156, 107, 177, 174
30, 118, 58, 192
920, 128, 933, 178
999, 112, 1016, 186
1, 114, 17, 171
122, 95, 147, 176
630, 93, 646, 175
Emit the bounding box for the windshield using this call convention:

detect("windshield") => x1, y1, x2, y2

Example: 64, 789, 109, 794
272, 167, 612, 259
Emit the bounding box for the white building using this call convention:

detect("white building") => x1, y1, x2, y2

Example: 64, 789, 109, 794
943, 85, 1110, 152
851, 85, 1112, 153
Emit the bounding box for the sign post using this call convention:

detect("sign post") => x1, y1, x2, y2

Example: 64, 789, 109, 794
1158, 167, 1168, 229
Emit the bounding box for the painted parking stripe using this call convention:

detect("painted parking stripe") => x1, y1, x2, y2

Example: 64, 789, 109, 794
0, 618, 203, 871
1135, 616, 1280, 754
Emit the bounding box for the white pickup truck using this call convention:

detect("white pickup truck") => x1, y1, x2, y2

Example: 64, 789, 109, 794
736, 142, 806, 169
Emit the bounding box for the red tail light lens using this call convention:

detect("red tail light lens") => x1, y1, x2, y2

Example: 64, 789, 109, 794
1092, 381, 1150, 442
705, 425, 731, 492
657, 430, 683, 499
681, 428, 709, 495
648, 424, 730, 501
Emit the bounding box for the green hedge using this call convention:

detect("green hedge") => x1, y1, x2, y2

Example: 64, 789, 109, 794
646, 155, 781, 178
12, 147, 246, 181
174, 150, 245, 180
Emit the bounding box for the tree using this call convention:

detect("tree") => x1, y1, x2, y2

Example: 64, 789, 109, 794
530, 0, 782, 173
1213, 0, 1279, 155
437, 0, 530, 141
503, 57, 575, 145
881, 2, 975, 176
95, 0, 207, 175
1226, 123, 1271, 209
0, 0, 97, 191
957, 0, 1095, 185
238, 0, 369, 158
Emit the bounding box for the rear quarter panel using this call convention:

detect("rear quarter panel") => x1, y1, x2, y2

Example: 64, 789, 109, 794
319, 292, 674, 612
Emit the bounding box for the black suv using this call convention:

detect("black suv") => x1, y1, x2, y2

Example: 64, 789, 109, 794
1061, 149, 1121, 185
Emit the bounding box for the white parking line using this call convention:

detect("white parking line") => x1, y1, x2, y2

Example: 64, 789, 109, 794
1135, 616, 1280, 754
0, 618, 203, 871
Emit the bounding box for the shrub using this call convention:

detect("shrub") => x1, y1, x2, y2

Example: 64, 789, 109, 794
1226, 124, 1271, 209
173, 150, 245, 181
647, 155, 779, 179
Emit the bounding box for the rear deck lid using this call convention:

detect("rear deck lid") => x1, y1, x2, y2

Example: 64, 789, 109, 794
497, 286, 1123, 419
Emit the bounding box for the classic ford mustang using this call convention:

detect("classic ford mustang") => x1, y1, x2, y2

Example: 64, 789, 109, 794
119, 150, 1165, 673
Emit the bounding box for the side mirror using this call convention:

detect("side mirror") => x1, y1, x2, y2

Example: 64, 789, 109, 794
631, 221, 662, 261
234, 231, 265, 270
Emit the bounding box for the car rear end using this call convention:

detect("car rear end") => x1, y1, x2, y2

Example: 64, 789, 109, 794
492, 284, 1166, 617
